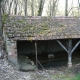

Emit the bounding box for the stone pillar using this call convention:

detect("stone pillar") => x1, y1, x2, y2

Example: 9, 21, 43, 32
6, 39, 19, 69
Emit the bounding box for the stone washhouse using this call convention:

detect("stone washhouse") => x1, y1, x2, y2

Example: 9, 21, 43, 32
3, 16, 80, 70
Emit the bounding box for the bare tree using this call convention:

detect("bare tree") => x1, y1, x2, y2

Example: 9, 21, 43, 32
78, 0, 80, 7
78, 0, 80, 15
8, 0, 14, 14
65, 0, 68, 16
49, 0, 58, 17
14, 0, 18, 15
38, 0, 45, 16
0, 0, 3, 36
1, 0, 8, 15
24, 0, 27, 16
67, 0, 73, 16
31, 0, 34, 16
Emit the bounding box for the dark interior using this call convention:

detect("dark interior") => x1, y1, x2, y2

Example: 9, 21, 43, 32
17, 39, 80, 69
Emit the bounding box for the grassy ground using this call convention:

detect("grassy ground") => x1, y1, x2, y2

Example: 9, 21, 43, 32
71, 73, 80, 80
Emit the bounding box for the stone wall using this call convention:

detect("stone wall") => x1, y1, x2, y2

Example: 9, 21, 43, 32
5, 38, 19, 69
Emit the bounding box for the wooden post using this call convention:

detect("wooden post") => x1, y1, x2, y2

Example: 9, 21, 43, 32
68, 54, 72, 67
57, 39, 80, 68
68, 39, 72, 67
35, 41, 38, 70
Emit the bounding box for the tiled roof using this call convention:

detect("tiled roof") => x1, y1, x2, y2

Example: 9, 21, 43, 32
4, 16, 80, 40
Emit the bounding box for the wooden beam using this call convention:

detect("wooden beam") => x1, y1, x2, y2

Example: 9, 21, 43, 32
71, 40, 80, 54
57, 39, 80, 67
57, 40, 69, 53
57, 39, 73, 67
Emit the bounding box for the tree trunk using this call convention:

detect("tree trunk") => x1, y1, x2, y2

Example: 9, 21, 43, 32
0, 1, 2, 36
38, 0, 45, 16
78, 0, 80, 7
78, 0, 80, 15
31, 0, 34, 16
49, 0, 58, 17
65, 0, 68, 16
14, 0, 18, 15
8, 0, 14, 15
25, 0, 27, 16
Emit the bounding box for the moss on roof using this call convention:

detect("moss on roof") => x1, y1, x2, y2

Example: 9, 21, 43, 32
3, 16, 80, 40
